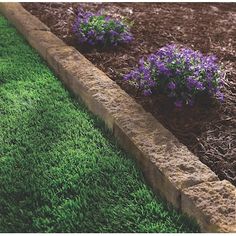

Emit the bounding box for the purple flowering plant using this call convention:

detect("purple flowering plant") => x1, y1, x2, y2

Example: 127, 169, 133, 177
72, 9, 133, 47
124, 44, 225, 108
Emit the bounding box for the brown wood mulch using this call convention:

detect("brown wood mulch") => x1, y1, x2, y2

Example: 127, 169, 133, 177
22, 3, 236, 186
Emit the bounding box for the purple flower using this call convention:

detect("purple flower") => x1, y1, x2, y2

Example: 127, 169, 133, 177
187, 77, 205, 91
72, 9, 133, 47
123, 44, 224, 107
122, 34, 133, 43
155, 61, 172, 76
110, 30, 119, 36
186, 76, 196, 89
195, 81, 204, 90
216, 91, 224, 102
143, 89, 152, 96
174, 100, 183, 108
123, 74, 131, 81
88, 39, 95, 46
168, 82, 176, 90
188, 99, 194, 107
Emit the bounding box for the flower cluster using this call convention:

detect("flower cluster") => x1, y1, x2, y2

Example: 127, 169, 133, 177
124, 44, 224, 108
72, 9, 133, 47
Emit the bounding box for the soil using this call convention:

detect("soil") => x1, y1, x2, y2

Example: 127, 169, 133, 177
22, 3, 236, 186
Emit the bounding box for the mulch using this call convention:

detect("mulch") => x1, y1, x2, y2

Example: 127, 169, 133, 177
22, 2, 236, 186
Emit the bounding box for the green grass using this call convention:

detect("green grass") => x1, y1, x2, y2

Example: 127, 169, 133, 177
0, 15, 199, 233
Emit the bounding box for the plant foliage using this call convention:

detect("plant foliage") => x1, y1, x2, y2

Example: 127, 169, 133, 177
124, 44, 224, 108
72, 9, 133, 47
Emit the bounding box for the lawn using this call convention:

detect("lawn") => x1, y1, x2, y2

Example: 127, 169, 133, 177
0, 15, 199, 233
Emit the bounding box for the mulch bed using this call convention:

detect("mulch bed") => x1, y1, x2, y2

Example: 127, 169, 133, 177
22, 3, 236, 186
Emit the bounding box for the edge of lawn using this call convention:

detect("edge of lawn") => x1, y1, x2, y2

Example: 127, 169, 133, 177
0, 3, 235, 233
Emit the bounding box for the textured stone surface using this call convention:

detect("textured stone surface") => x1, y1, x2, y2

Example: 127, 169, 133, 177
46, 46, 124, 130
28, 30, 65, 60
113, 114, 219, 207
2, 3, 235, 232
0, 3, 49, 36
182, 180, 236, 232
46, 46, 75, 76
46, 46, 219, 208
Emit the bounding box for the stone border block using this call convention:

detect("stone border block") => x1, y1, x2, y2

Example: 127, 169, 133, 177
0, 3, 49, 36
27, 30, 66, 60
1, 3, 235, 232
113, 117, 219, 207
181, 180, 236, 232
46, 45, 219, 209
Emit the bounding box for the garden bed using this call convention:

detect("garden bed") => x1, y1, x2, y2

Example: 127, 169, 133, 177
23, 2, 236, 186
0, 15, 200, 233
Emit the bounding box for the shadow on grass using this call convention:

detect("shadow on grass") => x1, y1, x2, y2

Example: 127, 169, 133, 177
0, 14, 199, 233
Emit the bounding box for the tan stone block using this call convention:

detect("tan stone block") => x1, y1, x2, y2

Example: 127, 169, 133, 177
113, 113, 219, 208
46, 46, 122, 130
46, 46, 219, 209
27, 30, 66, 60
181, 180, 236, 232
46, 46, 75, 76
0, 3, 49, 35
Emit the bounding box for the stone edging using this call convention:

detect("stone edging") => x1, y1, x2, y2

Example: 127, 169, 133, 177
0, 3, 235, 233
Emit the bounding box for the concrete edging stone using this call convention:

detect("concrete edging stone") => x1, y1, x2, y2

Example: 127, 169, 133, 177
0, 3, 235, 232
